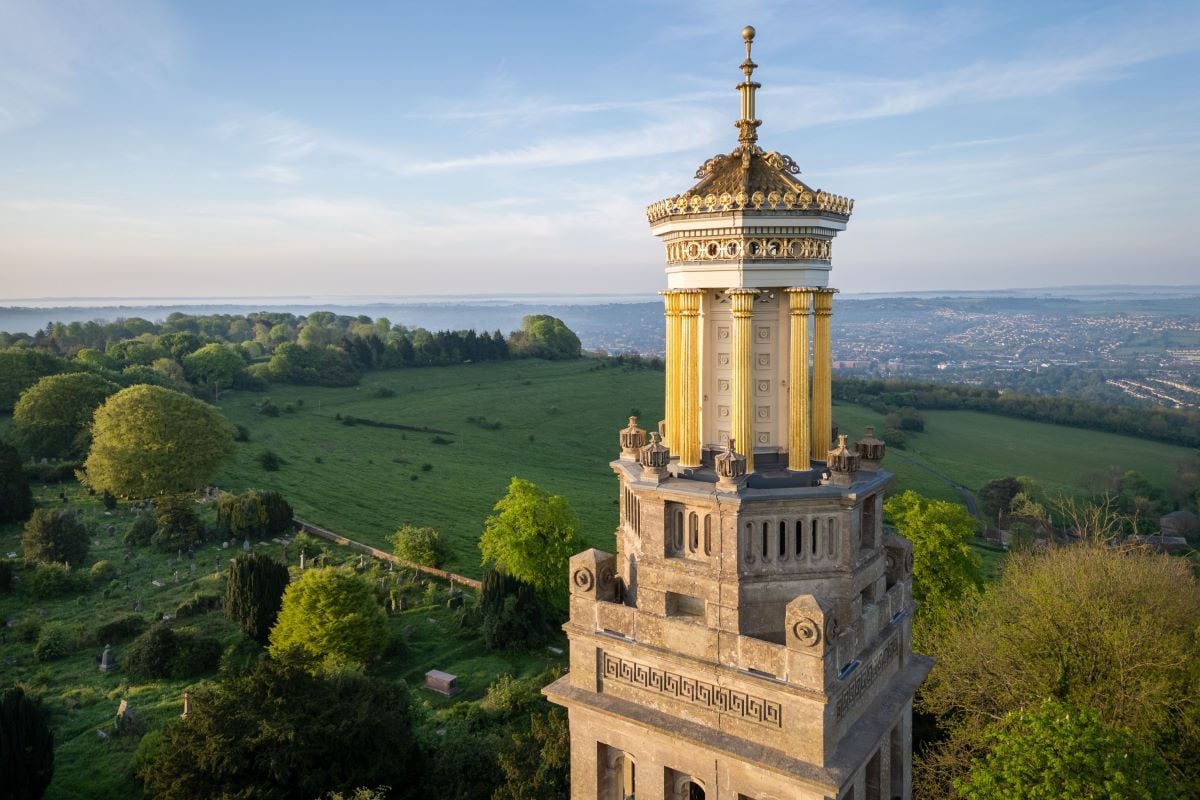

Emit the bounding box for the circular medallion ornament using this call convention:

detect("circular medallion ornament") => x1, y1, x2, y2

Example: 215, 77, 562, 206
792, 617, 821, 648
572, 567, 594, 592
905, 552, 914, 574
599, 566, 615, 591
825, 616, 839, 643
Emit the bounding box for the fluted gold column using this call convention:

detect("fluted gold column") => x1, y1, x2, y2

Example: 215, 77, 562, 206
811, 288, 835, 462
662, 291, 682, 455
678, 290, 702, 467
785, 288, 813, 471
729, 289, 758, 473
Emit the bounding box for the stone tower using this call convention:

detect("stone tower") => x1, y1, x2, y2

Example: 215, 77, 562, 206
544, 27, 931, 800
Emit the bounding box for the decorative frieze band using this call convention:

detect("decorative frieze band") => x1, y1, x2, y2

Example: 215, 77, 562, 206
601, 652, 783, 728
835, 634, 899, 720
665, 236, 832, 264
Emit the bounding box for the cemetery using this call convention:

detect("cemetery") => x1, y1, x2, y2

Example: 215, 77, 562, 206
0, 480, 566, 799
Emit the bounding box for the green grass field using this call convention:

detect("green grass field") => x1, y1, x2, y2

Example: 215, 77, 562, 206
832, 401, 1197, 505
213, 361, 1197, 577
214, 359, 665, 576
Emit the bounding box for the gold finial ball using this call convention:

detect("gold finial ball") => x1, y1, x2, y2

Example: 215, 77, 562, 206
742, 25, 756, 42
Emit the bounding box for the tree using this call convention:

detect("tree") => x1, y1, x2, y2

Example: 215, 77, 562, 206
918, 542, 1200, 797
139, 657, 421, 800
0, 349, 71, 412
494, 707, 571, 800
479, 566, 548, 652
0, 442, 33, 524
182, 343, 245, 400
955, 699, 1177, 800
391, 525, 449, 568
215, 490, 294, 539
479, 477, 582, 610
883, 490, 981, 617
978, 477, 1022, 524
21, 509, 89, 566
507, 315, 581, 360
83, 385, 235, 497
12, 372, 119, 459
149, 495, 203, 552
268, 567, 388, 670
0, 686, 54, 800
225, 553, 291, 643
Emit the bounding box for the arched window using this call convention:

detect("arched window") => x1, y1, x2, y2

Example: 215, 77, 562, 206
827, 517, 838, 557
795, 520, 804, 559
703, 515, 712, 556
674, 509, 684, 552
688, 513, 699, 553
761, 522, 769, 560
744, 523, 755, 563
778, 521, 787, 558
811, 519, 820, 556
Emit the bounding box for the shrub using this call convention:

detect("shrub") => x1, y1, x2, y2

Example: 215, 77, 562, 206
258, 400, 280, 417
420, 463, 433, 472
175, 593, 222, 619
101, 490, 118, 510
13, 616, 41, 643
482, 673, 541, 716
123, 624, 221, 680
219, 634, 265, 677
25, 561, 86, 599
151, 496, 203, 552
21, 508, 90, 565
233, 424, 250, 442
216, 490, 293, 538
34, 621, 73, 662
430, 435, 452, 445
390, 525, 450, 568
882, 426, 907, 450
258, 450, 284, 471
90, 559, 117, 584
0, 687, 54, 800
124, 510, 158, 546
0, 558, 13, 594
371, 387, 395, 398
95, 614, 146, 644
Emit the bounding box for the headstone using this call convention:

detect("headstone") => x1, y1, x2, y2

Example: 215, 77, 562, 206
115, 699, 137, 733
299, 552, 306, 570
243, 539, 251, 553
124, 579, 130, 591
181, 691, 191, 719
173, 570, 180, 584
99, 644, 115, 673
189, 563, 196, 577
424, 670, 461, 697
222, 541, 229, 549
152, 579, 165, 588
358, 554, 366, 569
133, 599, 142, 612
447, 590, 463, 609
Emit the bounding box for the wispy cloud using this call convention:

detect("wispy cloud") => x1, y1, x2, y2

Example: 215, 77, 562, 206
0, 0, 181, 133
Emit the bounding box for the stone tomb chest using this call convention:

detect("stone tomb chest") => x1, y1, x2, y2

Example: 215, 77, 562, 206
424, 669, 460, 697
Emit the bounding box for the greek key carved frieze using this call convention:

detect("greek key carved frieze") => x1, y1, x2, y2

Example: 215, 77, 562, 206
601, 652, 783, 728
835, 635, 900, 720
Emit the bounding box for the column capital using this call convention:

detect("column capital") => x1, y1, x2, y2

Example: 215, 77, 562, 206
784, 287, 815, 314
677, 290, 702, 315
813, 287, 836, 315
728, 288, 759, 317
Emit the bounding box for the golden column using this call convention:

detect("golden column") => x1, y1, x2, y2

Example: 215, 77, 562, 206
678, 289, 702, 467
810, 288, 835, 462
662, 291, 682, 455
729, 288, 759, 473
785, 288, 813, 471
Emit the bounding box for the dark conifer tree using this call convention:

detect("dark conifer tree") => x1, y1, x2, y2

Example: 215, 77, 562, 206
0, 686, 54, 800
225, 553, 291, 643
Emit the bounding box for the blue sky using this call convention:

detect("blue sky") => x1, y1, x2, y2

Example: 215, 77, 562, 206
1, 0, 1197, 299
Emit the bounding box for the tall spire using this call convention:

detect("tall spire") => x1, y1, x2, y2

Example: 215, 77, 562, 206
736, 25, 761, 146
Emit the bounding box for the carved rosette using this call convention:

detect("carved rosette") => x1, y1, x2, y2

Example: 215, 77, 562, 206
572, 567, 594, 592
855, 425, 886, 470
619, 415, 647, 459
791, 617, 821, 648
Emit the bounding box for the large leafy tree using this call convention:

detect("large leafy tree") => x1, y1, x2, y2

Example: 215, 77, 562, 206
0, 686, 55, 800
83, 385, 235, 497
955, 699, 1177, 800
493, 706, 571, 800
918, 543, 1200, 797
21, 509, 89, 566
268, 567, 387, 670
479, 477, 582, 610
391, 525, 449, 568
0, 349, 72, 412
0, 442, 34, 524
140, 657, 421, 800
507, 315, 581, 360
225, 553, 291, 643
13, 372, 119, 459
884, 490, 981, 618
182, 343, 245, 400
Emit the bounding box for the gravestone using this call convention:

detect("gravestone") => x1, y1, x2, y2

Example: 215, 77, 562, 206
424, 670, 460, 697
243, 539, 251, 552
447, 590, 464, 610
99, 644, 115, 673
115, 699, 137, 734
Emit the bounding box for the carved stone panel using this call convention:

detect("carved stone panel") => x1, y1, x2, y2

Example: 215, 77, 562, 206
601, 651, 782, 728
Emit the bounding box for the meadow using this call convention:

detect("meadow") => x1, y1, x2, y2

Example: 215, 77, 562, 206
214, 360, 1198, 577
